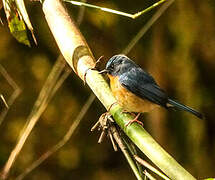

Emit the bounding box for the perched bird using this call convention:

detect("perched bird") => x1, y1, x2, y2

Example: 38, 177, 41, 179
100, 54, 203, 124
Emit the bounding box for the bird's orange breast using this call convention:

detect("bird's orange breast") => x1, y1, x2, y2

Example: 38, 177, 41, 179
108, 74, 157, 113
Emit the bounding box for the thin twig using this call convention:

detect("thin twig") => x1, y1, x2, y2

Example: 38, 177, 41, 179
76, 0, 86, 25
134, 155, 170, 180
0, 64, 21, 125
1, 56, 65, 179
15, 94, 95, 180
47, 0, 86, 100
110, 124, 143, 180
0, 94, 9, 109
14, 2, 88, 179
122, 137, 144, 178
50, 65, 71, 98
143, 170, 156, 180
64, 0, 168, 19
91, 114, 142, 179
122, 0, 174, 54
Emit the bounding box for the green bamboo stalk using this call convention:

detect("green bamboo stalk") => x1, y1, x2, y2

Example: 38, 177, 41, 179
110, 124, 143, 180
42, 0, 196, 179
122, 137, 144, 178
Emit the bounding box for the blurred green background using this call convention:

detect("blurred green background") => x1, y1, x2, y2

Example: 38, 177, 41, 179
0, 0, 215, 179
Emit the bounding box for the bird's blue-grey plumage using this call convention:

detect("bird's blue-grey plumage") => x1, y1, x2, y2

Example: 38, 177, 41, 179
105, 54, 203, 119
119, 67, 168, 107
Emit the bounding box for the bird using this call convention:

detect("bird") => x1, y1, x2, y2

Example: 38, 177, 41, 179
99, 54, 203, 125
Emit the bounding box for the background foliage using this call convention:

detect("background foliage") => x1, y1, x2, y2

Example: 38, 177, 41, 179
0, 0, 215, 179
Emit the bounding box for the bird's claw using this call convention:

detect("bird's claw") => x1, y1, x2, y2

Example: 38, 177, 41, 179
125, 113, 143, 127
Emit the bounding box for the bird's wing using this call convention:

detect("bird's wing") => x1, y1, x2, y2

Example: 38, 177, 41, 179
119, 67, 168, 107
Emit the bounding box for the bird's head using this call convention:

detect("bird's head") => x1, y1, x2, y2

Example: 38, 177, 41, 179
99, 54, 137, 76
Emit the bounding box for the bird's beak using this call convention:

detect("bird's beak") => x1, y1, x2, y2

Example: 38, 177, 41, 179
99, 69, 109, 74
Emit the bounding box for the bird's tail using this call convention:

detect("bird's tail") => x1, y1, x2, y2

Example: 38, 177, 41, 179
168, 99, 203, 119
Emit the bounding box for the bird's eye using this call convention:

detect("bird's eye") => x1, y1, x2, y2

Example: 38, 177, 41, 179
118, 60, 123, 64
110, 64, 114, 69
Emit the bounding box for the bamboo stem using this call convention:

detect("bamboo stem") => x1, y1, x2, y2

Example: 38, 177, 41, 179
41, 0, 196, 179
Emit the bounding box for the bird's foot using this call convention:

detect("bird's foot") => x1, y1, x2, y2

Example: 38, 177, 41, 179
125, 113, 143, 127
121, 110, 136, 116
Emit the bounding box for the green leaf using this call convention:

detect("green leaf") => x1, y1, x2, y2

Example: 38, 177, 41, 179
2, 0, 31, 46
8, 14, 30, 46
15, 0, 37, 44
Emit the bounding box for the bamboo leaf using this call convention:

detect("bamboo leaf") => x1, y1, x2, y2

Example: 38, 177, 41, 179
2, 0, 30, 46
15, 0, 37, 44
8, 14, 30, 46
